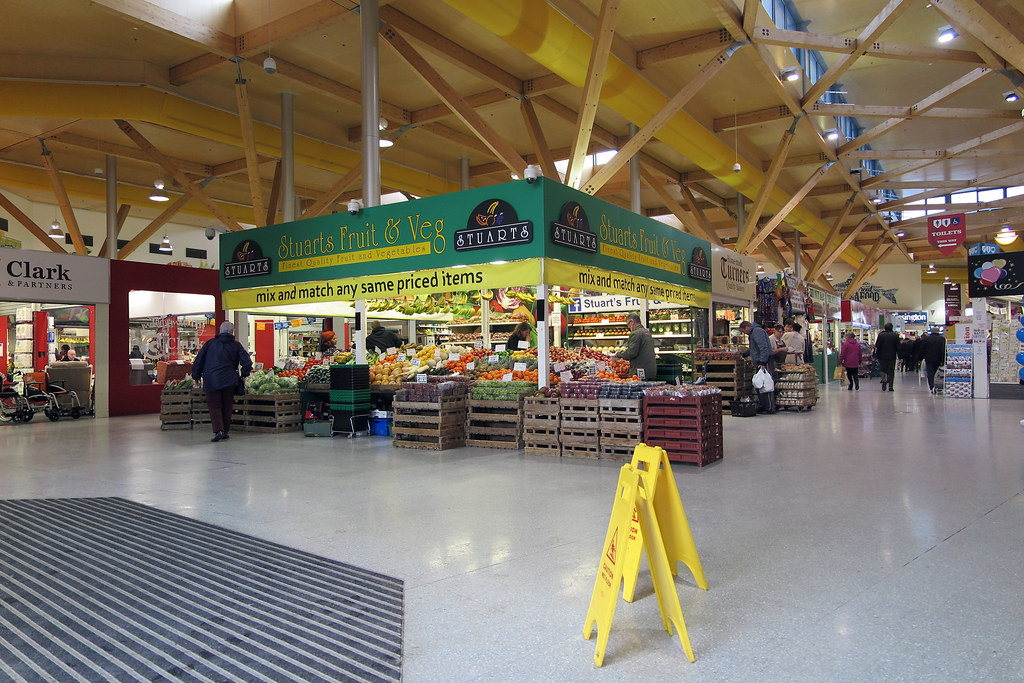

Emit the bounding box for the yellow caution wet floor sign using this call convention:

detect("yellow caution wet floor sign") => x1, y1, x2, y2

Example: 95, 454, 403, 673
583, 443, 706, 667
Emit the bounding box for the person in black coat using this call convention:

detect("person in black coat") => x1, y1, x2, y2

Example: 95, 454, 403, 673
922, 329, 947, 393
874, 322, 901, 391
366, 322, 404, 353
898, 336, 914, 373
191, 321, 253, 442
912, 334, 926, 373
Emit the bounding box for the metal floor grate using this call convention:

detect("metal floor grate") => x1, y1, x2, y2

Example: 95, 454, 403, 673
0, 497, 403, 682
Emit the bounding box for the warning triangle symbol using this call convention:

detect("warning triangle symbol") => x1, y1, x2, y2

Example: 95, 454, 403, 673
606, 528, 618, 566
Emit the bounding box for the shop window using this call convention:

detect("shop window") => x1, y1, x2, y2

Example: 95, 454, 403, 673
64, 234, 94, 247
185, 247, 207, 259
127, 291, 215, 385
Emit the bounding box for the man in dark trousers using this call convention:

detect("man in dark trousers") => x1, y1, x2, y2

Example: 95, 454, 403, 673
739, 320, 775, 414
874, 322, 901, 391
912, 333, 926, 373
922, 328, 947, 394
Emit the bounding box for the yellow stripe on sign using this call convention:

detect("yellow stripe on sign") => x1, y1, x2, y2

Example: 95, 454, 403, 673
600, 243, 681, 274
278, 242, 432, 273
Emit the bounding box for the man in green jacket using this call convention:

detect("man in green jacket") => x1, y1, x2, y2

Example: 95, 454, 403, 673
616, 313, 657, 379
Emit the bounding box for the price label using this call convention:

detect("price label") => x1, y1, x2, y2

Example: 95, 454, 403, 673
637, 368, 646, 379
488, 354, 499, 364
513, 362, 527, 372
386, 347, 397, 356
466, 361, 475, 371
434, 349, 441, 358
411, 358, 421, 367
322, 359, 330, 366
449, 353, 460, 362
495, 344, 506, 352
397, 353, 407, 362
601, 318, 610, 324
474, 340, 483, 348
560, 371, 573, 382
417, 373, 428, 383
518, 340, 529, 349
597, 361, 607, 371
596, 332, 605, 338
553, 362, 566, 372
502, 372, 513, 381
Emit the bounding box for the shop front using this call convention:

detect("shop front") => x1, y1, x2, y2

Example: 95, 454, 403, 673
709, 244, 755, 346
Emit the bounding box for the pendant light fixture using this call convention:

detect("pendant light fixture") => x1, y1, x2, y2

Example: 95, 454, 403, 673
158, 235, 172, 252
994, 225, 1018, 246
48, 219, 63, 240
149, 180, 169, 202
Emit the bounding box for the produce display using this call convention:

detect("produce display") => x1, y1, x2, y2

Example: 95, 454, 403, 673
470, 380, 538, 400
244, 370, 301, 394
163, 378, 195, 391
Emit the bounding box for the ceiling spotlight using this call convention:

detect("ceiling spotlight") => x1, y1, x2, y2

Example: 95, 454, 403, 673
48, 220, 63, 240
927, 264, 937, 274
756, 263, 765, 274
895, 230, 906, 237
262, 55, 277, 75
149, 180, 169, 202
994, 225, 1019, 245
873, 194, 883, 204
825, 128, 840, 141
944, 275, 951, 281
938, 25, 957, 43
378, 137, 394, 148
825, 271, 833, 281
158, 235, 172, 252
780, 67, 801, 83
1004, 91, 1020, 103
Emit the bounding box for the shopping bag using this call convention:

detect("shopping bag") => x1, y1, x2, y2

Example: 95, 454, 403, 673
752, 367, 774, 393
833, 365, 845, 381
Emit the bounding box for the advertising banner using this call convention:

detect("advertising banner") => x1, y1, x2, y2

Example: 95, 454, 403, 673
944, 282, 962, 325
544, 259, 710, 308
927, 213, 966, 256
0, 247, 110, 304
710, 244, 755, 302
967, 252, 1024, 298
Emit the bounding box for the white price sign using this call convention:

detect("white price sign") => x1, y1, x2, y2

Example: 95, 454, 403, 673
474, 340, 483, 348
596, 332, 605, 338
518, 340, 530, 349
449, 353, 460, 362
601, 318, 610, 324
637, 368, 646, 379
560, 371, 573, 382
434, 349, 442, 358
466, 361, 475, 371
322, 359, 330, 366
386, 347, 397, 355
502, 372, 513, 381
597, 361, 607, 371
513, 362, 527, 372
411, 358, 421, 367
495, 344, 506, 352
417, 373, 428, 383
488, 354, 499, 364
397, 353, 407, 362
553, 362, 566, 372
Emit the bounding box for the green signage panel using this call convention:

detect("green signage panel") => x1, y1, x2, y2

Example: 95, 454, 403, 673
220, 177, 710, 293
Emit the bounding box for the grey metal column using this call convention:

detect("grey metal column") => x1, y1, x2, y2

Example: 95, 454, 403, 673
281, 92, 296, 221
460, 157, 470, 191
105, 155, 117, 259
360, 0, 381, 208
628, 123, 640, 214
793, 229, 801, 279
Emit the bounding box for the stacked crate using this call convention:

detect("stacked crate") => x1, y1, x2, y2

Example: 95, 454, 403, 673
392, 381, 469, 450
189, 386, 209, 430
522, 395, 561, 456
642, 391, 724, 466
466, 381, 535, 449
598, 398, 643, 461
159, 386, 192, 430
774, 364, 818, 411
244, 392, 302, 432
329, 364, 371, 434
559, 398, 601, 458
695, 351, 754, 414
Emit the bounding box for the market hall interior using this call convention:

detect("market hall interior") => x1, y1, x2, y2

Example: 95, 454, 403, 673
1, 372, 1022, 681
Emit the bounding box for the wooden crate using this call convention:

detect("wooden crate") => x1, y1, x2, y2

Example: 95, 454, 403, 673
524, 442, 561, 457
599, 442, 635, 462
242, 392, 302, 432
523, 424, 559, 443
467, 398, 523, 448
560, 398, 600, 428
523, 395, 560, 428
598, 398, 642, 417
393, 430, 466, 450
561, 442, 602, 459
392, 398, 467, 450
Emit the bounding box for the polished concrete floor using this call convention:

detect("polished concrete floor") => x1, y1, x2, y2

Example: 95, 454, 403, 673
2, 372, 1023, 682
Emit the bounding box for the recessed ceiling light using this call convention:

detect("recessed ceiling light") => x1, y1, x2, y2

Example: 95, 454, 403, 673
938, 26, 957, 43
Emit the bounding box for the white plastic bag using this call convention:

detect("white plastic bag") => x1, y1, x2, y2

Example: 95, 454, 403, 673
752, 367, 774, 393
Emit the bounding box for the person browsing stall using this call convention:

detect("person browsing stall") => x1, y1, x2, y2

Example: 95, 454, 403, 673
191, 321, 253, 443
366, 321, 404, 353
739, 320, 775, 414
616, 313, 656, 380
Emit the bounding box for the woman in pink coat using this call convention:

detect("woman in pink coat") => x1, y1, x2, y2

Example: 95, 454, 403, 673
838, 332, 862, 390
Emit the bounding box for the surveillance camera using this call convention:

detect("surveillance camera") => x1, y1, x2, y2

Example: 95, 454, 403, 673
263, 56, 277, 75
523, 164, 542, 184
732, 162, 742, 173
347, 199, 363, 215
205, 227, 217, 241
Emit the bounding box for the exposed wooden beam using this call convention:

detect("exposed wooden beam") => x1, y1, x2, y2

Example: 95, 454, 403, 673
636, 29, 733, 69
701, 0, 747, 43
758, 237, 792, 273
381, 26, 524, 176
531, 95, 619, 149
235, 0, 353, 57
98, 204, 131, 259
808, 102, 1016, 120
415, 122, 493, 157
266, 161, 282, 226
880, 168, 1024, 210
49, 132, 212, 177
519, 97, 560, 181
639, 166, 719, 244
677, 182, 723, 246
581, 42, 741, 195
743, 163, 834, 254
566, 0, 621, 189
801, 0, 914, 107
115, 119, 245, 232
737, 118, 799, 251
210, 155, 275, 179
407, 89, 513, 127
847, 241, 897, 295
90, 0, 235, 56
0, 189, 67, 254
844, 148, 1021, 161
742, 0, 760, 37
807, 193, 857, 281
816, 216, 872, 277
930, 0, 1024, 75
234, 77, 266, 227
39, 147, 86, 254
839, 67, 992, 154
301, 165, 361, 218
117, 192, 193, 259
169, 53, 228, 87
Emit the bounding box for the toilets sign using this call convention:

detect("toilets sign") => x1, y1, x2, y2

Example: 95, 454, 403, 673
0, 247, 109, 303
927, 213, 966, 256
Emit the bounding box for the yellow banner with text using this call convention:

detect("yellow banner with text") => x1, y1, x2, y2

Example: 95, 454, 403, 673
544, 260, 710, 308
223, 260, 541, 309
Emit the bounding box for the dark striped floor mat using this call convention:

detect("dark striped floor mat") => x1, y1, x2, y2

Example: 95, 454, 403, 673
0, 497, 403, 682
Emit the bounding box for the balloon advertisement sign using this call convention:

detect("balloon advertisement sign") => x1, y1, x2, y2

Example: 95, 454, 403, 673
967, 252, 1024, 298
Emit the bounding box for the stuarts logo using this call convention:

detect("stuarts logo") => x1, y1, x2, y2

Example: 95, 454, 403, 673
224, 239, 271, 279
688, 246, 711, 282
551, 201, 597, 253
454, 199, 533, 251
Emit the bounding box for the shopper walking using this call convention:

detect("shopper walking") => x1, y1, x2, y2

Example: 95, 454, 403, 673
922, 328, 947, 394
192, 320, 253, 442
616, 313, 657, 380
739, 320, 775, 414
875, 322, 901, 391
912, 333, 926, 373
838, 332, 862, 390
899, 335, 914, 373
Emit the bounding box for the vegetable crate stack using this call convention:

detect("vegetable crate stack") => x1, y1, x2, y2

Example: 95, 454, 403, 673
558, 380, 604, 458
642, 388, 724, 467
774, 364, 818, 412
694, 349, 755, 414
466, 380, 536, 448
159, 380, 193, 430
393, 378, 471, 450
330, 365, 371, 434
522, 395, 561, 456
596, 380, 664, 460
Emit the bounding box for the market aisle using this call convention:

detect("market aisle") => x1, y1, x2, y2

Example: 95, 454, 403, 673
1, 375, 1022, 682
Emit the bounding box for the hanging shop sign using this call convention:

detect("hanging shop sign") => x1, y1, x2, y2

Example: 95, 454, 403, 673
944, 282, 962, 325
454, 199, 534, 251
892, 311, 928, 325
0, 246, 110, 304
967, 252, 1024, 298
927, 213, 966, 256
785, 275, 807, 314
967, 242, 1000, 256
710, 245, 755, 302
544, 259, 710, 308
222, 260, 540, 311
